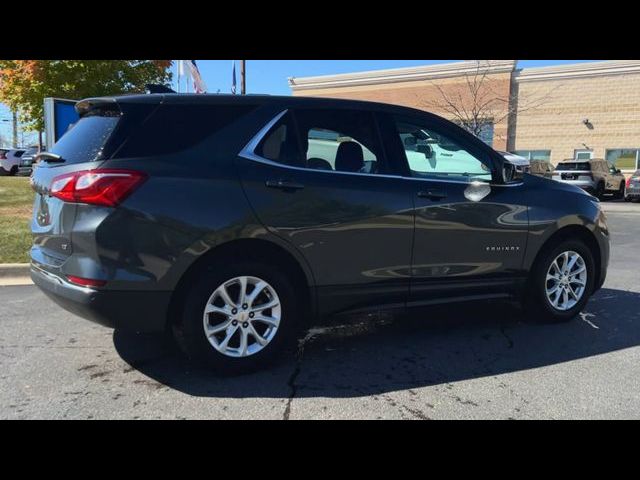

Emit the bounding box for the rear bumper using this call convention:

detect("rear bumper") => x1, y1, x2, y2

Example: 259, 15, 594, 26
553, 179, 596, 193
31, 264, 170, 333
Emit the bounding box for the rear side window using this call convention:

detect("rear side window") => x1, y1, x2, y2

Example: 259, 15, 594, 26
255, 112, 303, 167
556, 162, 590, 171
50, 112, 120, 164
14, 151, 25, 158
117, 104, 257, 158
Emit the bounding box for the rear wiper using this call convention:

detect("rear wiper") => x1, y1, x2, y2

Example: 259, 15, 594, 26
35, 152, 65, 163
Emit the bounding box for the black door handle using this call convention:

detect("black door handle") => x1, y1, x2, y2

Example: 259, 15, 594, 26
265, 179, 305, 191
417, 189, 447, 200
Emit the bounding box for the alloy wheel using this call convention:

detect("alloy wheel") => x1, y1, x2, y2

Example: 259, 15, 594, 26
202, 276, 281, 358
545, 251, 588, 311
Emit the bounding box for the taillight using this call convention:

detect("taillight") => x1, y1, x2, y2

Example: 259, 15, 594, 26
66, 275, 107, 288
627, 177, 633, 187
50, 169, 147, 207
0, 152, 6, 160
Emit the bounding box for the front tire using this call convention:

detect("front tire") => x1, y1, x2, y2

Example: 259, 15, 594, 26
524, 240, 595, 323
178, 261, 298, 374
615, 182, 626, 199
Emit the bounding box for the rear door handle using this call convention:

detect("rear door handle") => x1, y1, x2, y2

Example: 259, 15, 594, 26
417, 189, 447, 200
265, 179, 305, 191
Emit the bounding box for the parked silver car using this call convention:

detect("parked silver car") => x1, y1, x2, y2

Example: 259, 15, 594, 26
17, 146, 40, 176
625, 169, 640, 202
552, 158, 626, 200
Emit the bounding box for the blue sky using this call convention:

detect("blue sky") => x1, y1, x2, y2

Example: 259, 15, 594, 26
183, 60, 603, 96
1, 60, 602, 146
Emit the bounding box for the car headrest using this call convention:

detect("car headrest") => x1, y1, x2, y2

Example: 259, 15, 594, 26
335, 141, 364, 173
307, 157, 333, 171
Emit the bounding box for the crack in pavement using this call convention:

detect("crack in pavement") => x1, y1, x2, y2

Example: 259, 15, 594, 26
282, 323, 372, 420
283, 329, 318, 420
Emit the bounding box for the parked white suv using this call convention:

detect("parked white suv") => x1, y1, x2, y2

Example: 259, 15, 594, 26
0, 148, 26, 176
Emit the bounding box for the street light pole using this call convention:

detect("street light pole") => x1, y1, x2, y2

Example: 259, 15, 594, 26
12, 109, 18, 148
240, 60, 246, 95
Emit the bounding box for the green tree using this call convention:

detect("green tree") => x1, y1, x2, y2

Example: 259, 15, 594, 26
0, 60, 172, 132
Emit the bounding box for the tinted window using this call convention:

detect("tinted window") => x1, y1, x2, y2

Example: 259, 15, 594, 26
394, 118, 492, 183
255, 112, 302, 167
556, 162, 591, 171
50, 112, 120, 164
14, 150, 25, 157
118, 104, 257, 158
294, 109, 385, 174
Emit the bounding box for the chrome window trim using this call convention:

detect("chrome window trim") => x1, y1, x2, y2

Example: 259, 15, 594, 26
238, 110, 522, 187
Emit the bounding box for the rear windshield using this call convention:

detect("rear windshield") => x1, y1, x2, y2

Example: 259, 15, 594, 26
50, 111, 120, 164
556, 162, 591, 171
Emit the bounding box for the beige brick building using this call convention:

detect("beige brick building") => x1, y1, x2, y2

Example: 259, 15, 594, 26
289, 60, 640, 173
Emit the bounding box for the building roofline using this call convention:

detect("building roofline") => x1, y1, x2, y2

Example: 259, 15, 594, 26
514, 60, 640, 82
288, 60, 517, 91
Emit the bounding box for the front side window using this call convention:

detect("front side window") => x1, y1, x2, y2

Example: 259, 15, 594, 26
394, 118, 492, 183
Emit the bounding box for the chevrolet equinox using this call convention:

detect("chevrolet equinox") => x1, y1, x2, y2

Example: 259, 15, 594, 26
30, 94, 610, 373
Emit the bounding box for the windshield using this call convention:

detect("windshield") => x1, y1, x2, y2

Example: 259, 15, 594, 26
556, 162, 590, 171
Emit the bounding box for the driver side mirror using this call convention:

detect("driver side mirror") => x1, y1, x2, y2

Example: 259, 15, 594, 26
502, 162, 522, 183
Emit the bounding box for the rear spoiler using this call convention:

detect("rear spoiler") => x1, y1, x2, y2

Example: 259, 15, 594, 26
146, 84, 176, 94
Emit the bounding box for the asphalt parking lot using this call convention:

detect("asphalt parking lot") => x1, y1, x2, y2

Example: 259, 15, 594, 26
1, 200, 639, 419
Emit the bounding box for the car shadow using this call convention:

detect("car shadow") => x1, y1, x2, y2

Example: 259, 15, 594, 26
113, 287, 640, 398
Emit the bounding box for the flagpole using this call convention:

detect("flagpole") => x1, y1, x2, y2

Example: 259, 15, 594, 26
240, 60, 246, 95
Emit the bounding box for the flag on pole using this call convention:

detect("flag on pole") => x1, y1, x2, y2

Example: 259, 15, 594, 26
231, 61, 237, 94
180, 60, 207, 93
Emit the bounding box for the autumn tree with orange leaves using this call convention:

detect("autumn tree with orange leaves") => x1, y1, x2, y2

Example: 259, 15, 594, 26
0, 60, 172, 132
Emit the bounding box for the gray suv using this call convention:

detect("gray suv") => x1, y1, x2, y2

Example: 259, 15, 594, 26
30, 93, 610, 373
553, 158, 626, 200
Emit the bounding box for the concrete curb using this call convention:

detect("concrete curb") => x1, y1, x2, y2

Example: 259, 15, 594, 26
0, 264, 32, 286
0, 263, 30, 278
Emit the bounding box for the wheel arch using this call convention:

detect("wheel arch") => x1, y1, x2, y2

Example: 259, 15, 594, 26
527, 224, 601, 290
166, 237, 316, 330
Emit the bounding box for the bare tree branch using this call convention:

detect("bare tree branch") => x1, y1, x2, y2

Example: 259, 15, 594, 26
422, 61, 560, 145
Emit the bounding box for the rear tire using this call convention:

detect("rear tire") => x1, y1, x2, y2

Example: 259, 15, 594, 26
615, 182, 625, 199
177, 261, 299, 374
524, 239, 595, 323
9, 165, 18, 176
595, 182, 605, 200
